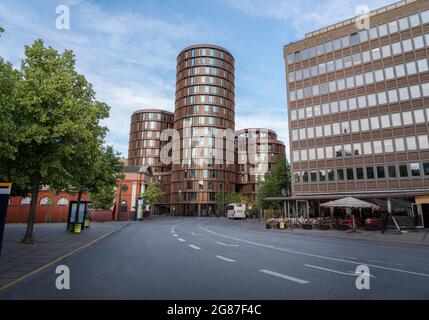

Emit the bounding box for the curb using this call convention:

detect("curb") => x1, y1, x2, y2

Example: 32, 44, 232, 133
0, 222, 129, 293
239, 222, 429, 247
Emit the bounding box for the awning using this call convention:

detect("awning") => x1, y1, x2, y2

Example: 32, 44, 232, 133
319, 197, 381, 209
367, 198, 412, 211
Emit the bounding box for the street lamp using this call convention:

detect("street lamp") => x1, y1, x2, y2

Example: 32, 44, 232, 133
178, 189, 182, 216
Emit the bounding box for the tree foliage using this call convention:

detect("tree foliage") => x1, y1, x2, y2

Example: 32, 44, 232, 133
0, 58, 19, 161
256, 154, 291, 209
0, 39, 119, 243
90, 186, 116, 210
215, 192, 245, 214
141, 181, 165, 207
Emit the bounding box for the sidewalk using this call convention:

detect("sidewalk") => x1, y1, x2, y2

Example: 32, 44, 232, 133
239, 219, 429, 246
0, 221, 129, 290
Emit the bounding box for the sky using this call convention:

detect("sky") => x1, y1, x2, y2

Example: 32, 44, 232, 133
0, 0, 394, 158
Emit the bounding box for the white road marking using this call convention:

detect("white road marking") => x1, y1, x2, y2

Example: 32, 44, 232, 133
178, 238, 186, 242
306, 264, 359, 277
259, 269, 309, 284
366, 259, 405, 267
188, 244, 201, 250
216, 255, 236, 262
191, 232, 204, 236
199, 223, 429, 278
216, 241, 239, 247
173, 234, 178, 237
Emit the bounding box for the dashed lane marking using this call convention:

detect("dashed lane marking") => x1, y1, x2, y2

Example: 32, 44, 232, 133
216, 255, 236, 263
259, 269, 309, 284
188, 244, 201, 250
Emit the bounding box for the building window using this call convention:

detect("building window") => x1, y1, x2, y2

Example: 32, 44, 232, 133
20, 197, 31, 206
327, 169, 335, 181
395, 138, 405, 152
370, 116, 380, 130
337, 169, 344, 181
363, 142, 372, 155
377, 166, 386, 179
310, 171, 317, 182
384, 139, 394, 153
410, 163, 421, 177
294, 172, 300, 183
366, 167, 375, 179
302, 171, 309, 183
399, 165, 408, 177
57, 198, 68, 206
406, 136, 417, 151
388, 165, 397, 178
346, 168, 354, 181
40, 197, 52, 206
353, 143, 362, 156
373, 141, 383, 154
418, 135, 429, 149
319, 170, 326, 182
423, 163, 429, 176
356, 168, 364, 180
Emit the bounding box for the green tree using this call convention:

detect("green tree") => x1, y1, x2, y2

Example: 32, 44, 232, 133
63, 143, 123, 222
90, 185, 116, 210
141, 181, 165, 215
256, 155, 291, 210
0, 58, 19, 161
0, 39, 113, 243
0, 27, 4, 35
215, 192, 244, 214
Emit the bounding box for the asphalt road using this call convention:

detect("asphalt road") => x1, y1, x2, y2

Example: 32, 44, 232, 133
1, 216, 429, 299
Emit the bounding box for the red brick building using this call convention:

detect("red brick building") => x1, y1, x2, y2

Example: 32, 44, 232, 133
114, 165, 154, 220
7, 190, 89, 223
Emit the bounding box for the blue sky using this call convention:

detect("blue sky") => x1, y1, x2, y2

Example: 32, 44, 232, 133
0, 0, 393, 158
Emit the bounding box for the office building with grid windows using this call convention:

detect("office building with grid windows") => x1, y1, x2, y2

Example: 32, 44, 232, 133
284, 0, 429, 227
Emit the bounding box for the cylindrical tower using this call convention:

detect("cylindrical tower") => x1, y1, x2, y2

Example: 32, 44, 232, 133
128, 109, 174, 171
235, 128, 286, 205
128, 109, 174, 214
171, 44, 236, 216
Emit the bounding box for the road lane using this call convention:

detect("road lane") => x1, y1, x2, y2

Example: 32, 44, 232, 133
0, 217, 428, 299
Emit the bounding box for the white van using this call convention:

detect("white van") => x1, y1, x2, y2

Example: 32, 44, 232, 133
226, 203, 246, 219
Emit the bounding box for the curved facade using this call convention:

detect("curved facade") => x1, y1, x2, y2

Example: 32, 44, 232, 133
128, 109, 174, 172
128, 109, 174, 213
235, 128, 286, 205
171, 44, 236, 216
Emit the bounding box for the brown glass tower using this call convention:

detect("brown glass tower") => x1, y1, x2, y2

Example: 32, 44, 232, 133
284, 0, 429, 227
235, 128, 286, 205
128, 109, 174, 213
171, 44, 236, 216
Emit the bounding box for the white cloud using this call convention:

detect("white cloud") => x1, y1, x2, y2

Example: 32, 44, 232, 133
223, 0, 393, 35
0, 0, 207, 157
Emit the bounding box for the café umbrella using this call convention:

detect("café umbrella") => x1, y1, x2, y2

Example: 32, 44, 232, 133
320, 197, 381, 230
320, 197, 381, 209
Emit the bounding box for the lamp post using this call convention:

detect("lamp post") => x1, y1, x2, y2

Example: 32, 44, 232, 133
178, 189, 182, 216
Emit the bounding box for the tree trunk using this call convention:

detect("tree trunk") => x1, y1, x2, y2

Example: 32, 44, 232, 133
22, 189, 39, 243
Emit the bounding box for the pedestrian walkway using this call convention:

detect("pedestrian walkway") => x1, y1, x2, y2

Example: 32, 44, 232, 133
239, 219, 429, 246
0, 222, 128, 289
